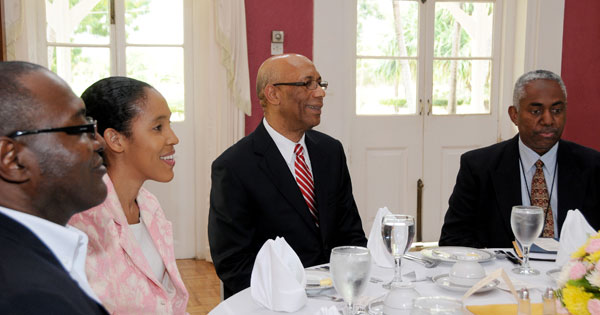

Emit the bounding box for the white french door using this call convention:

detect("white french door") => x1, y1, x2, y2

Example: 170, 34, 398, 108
315, 0, 502, 242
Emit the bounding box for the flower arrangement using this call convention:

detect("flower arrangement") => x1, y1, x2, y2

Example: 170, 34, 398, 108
556, 232, 600, 315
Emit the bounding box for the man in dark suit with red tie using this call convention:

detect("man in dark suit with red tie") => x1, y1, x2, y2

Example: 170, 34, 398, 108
440, 69, 600, 248
0, 61, 109, 314
209, 53, 367, 298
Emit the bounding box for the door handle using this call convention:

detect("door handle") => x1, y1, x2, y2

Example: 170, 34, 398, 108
416, 179, 424, 242
418, 99, 423, 115
426, 99, 431, 116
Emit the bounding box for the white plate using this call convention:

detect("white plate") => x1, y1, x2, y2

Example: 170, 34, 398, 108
432, 274, 498, 293
305, 269, 333, 293
421, 246, 494, 263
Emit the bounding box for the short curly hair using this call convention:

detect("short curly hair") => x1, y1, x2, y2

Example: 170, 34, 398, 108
513, 69, 567, 109
0, 61, 47, 136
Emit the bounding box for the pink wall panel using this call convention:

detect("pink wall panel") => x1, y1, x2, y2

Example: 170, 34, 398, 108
561, 0, 600, 150
244, 0, 314, 135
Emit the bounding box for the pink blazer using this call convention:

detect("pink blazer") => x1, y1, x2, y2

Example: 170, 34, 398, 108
69, 175, 189, 315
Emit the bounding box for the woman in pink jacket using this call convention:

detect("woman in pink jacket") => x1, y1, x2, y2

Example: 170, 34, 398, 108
69, 77, 189, 314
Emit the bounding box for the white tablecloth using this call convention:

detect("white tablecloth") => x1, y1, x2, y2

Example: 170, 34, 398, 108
209, 250, 559, 315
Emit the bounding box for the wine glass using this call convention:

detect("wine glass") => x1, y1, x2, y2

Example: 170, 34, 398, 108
510, 205, 544, 275
330, 246, 371, 315
381, 214, 415, 289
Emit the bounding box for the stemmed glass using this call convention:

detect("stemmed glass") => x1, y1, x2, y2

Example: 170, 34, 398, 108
381, 214, 416, 289
510, 205, 544, 275
330, 246, 371, 315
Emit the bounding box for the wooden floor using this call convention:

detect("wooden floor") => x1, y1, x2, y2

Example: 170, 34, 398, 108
176, 259, 221, 315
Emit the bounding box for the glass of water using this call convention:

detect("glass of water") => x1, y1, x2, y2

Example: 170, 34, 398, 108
381, 214, 416, 289
330, 246, 371, 315
510, 206, 544, 275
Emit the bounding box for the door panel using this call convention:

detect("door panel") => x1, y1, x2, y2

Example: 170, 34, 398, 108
351, 116, 423, 237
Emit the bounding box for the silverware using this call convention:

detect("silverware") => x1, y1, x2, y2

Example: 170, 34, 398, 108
511, 249, 556, 262
404, 254, 440, 268
495, 249, 521, 265
308, 295, 344, 302
369, 277, 383, 283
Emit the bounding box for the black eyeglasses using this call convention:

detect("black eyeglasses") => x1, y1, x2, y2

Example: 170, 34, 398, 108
7, 117, 97, 139
273, 80, 328, 91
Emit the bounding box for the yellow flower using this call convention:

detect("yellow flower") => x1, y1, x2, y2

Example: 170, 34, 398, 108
573, 246, 588, 259
562, 284, 593, 315
586, 251, 600, 264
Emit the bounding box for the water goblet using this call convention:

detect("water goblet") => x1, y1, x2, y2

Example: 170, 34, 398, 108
510, 205, 544, 275
330, 246, 371, 315
381, 214, 416, 289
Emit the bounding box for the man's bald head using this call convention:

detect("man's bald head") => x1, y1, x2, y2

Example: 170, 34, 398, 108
256, 54, 314, 108
0, 62, 50, 136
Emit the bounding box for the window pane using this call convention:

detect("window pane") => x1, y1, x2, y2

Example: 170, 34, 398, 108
48, 46, 110, 96
357, 58, 417, 115
125, 0, 183, 45
126, 47, 184, 121
357, 0, 418, 57
432, 59, 491, 115
434, 2, 494, 58
46, 0, 109, 44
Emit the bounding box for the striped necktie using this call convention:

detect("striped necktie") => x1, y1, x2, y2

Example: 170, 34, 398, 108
294, 144, 319, 227
531, 160, 554, 237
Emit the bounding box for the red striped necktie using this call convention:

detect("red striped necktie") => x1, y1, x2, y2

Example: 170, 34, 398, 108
294, 144, 319, 227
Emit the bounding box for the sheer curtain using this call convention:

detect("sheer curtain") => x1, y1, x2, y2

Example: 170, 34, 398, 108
193, 0, 250, 260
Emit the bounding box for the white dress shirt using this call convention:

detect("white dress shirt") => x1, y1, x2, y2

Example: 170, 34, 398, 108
0, 206, 101, 303
263, 118, 314, 177
518, 137, 559, 235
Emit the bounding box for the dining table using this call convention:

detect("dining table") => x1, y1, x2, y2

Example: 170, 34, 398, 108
209, 248, 560, 315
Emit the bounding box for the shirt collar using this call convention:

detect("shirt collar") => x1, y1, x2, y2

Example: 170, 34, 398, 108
518, 136, 559, 173
263, 117, 307, 163
0, 206, 87, 272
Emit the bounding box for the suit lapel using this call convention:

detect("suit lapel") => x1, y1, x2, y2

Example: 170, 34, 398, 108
491, 136, 522, 236
0, 212, 64, 269
253, 123, 319, 232
111, 201, 163, 289
556, 141, 583, 232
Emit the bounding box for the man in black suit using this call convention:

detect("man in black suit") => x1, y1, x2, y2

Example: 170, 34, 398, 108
0, 61, 109, 314
209, 53, 367, 298
440, 69, 600, 248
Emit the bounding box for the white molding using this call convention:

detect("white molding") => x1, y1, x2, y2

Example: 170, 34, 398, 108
523, 0, 565, 74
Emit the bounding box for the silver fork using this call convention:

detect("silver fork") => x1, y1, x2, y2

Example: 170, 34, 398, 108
404, 254, 440, 268
307, 294, 344, 302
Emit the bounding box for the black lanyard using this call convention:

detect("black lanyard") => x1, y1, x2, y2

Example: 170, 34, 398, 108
518, 156, 558, 216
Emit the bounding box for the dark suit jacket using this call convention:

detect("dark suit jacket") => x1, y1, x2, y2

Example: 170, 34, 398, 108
0, 212, 108, 314
208, 122, 367, 298
439, 135, 600, 248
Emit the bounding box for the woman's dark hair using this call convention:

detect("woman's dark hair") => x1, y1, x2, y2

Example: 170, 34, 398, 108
81, 76, 152, 138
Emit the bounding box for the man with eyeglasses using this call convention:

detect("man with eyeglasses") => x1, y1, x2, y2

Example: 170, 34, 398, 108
0, 61, 109, 314
209, 53, 367, 298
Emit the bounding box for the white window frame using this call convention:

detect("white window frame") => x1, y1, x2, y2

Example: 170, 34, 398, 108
314, 0, 565, 144
36, 0, 189, 121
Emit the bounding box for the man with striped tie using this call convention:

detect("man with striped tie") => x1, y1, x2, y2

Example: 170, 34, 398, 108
209, 53, 367, 298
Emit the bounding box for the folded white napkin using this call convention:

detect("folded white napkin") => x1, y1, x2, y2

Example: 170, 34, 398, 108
556, 209, 597, 265
250, 237, 307, 312
314, 306, 341, 315
367, 207, 395, 268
